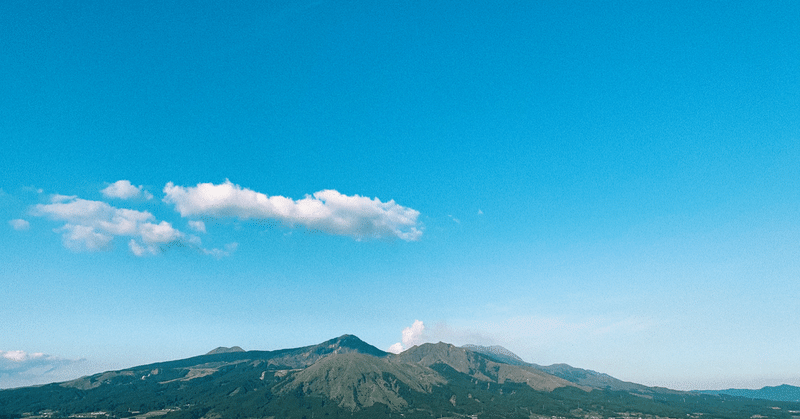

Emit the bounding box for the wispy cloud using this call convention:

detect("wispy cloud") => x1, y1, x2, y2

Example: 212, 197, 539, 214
8, 219, 30, 231
188, 220, 206, 233
0, 350, 85, 389
101, 180, 153, 200
201, 242, 238, 259
163, 180, 422, 241
32, 195, 182, 255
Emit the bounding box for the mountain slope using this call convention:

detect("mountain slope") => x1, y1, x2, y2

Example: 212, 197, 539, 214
400, 342, 585, 392
275, 352, 445, 410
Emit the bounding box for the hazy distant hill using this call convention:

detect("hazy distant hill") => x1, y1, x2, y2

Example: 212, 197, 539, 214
696, 384, 800, 402
1, 335, 797, 419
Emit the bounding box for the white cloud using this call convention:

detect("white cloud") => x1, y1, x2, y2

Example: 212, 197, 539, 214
388, 320, 428, 353
9, 219, 30, 231
163, 180, 422, 241
139, 221, 181, 243
101, 180, 152, 200
0, 350, 80, 374
188, 220, 206, 233
387, 342, 404, 354
1, 350, 36, 363
0, 350, 85, 389
32, 196, 182, 256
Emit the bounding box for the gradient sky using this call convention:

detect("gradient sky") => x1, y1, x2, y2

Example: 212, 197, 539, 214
1, 0, 798, 391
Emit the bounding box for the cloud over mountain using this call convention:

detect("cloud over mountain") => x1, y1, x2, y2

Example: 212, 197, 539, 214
163, 180, 422, 241
389, 320, 428, 354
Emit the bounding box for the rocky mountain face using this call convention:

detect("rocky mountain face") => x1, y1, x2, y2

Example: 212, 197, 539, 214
0, 336, 797, 419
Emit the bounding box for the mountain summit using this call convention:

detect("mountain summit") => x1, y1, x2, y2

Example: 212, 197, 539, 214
206, 346, 245, 355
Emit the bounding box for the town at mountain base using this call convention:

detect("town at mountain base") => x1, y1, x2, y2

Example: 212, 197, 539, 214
1, 335, 797, 419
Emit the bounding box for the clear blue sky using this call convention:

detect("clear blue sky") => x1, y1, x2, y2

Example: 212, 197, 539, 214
1, 0, 798, 391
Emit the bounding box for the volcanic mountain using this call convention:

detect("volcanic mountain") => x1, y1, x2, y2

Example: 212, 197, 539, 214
0, 335, 796, 419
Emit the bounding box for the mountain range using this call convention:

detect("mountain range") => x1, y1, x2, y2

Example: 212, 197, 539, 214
1, 335, 797, 419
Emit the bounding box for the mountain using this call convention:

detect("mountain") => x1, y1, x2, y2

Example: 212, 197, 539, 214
1, 335, 798, 419
696, 384, 800, 402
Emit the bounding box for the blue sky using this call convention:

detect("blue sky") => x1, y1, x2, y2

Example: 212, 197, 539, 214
1, 0, 798, 391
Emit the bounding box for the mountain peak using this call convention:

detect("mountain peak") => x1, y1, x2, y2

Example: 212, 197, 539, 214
206, 346, 245, 355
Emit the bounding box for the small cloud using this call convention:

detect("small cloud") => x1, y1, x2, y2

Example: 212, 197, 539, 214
8, 219, 30, 231
201, 242, 238, 259
387, 342, 404, 354
20, 186, 43, 195
477, 209, 483, 215
101, 180, 152, 200
448, 215, 460, 224
128, 239, 158, 257
388, 320, 427, 353
188, 220, 206, 233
